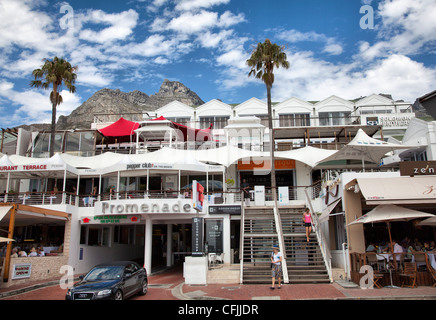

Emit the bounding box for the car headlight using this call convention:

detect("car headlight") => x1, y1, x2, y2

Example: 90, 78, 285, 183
97, 289, 112, 296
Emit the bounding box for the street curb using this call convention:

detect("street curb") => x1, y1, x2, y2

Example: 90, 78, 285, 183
0, 280, 62, 299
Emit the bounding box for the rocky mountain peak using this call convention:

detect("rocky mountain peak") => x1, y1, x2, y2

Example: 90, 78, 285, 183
56, 79, 204, 130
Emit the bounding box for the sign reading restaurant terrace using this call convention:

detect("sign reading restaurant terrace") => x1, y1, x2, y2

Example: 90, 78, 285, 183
0, 164, 65, 172
94, 199, 198, 215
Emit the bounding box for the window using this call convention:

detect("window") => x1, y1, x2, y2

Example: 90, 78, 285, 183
119, 226, 134, 245
65, 132, 95, 155
166, 117, 190, 126
80, 226, 110, 246
279, 114, 310, 127
319, 112, 351, 126
200, 116, 230, 129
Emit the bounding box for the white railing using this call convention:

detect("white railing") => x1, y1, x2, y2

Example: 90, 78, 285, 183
304, 188, 333, 282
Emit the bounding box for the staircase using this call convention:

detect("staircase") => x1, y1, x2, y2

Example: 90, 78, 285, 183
280, 207, 330, 284
240, 206, 330, 284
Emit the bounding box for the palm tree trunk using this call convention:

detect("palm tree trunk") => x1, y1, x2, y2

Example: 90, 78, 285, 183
49, 101, 56, 157
266, 84, 276, 202
49, 85, 57, 158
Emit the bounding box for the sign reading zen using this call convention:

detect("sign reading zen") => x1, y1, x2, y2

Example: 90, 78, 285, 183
96, 199, 195, 215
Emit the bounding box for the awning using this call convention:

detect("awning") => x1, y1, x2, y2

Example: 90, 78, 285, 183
0, 204, 69, 227
319, 198, 342, 223
0, 206, 12, 221
99, 117, 140, 137
354, 176, 436, 205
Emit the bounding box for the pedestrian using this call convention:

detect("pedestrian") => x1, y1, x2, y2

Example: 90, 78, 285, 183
303, 207, 312, 242
270, 244, 282, 289
241, 179, 251, 207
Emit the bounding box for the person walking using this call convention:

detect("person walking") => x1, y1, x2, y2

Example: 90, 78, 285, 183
303, 208, 312, 242
241, 179, 251, 207
270, 245, 282, 289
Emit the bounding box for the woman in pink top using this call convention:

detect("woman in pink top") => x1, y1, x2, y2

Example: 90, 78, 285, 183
302, 208, 312, 242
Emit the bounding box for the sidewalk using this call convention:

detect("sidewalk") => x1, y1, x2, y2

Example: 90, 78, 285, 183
1, 265, 436, 300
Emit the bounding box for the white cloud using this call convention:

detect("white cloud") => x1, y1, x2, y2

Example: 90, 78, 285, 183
271, 51, 436, 102
276, 29, 343, 56
365, 0, 436, 56
0, 80, 82, 124
167, 10, 219, 34
78, 9, 139, 44
175, 0, 230, 12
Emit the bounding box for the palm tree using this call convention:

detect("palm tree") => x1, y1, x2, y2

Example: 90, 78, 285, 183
31, 57, 78, 157
246, 39, 289, 204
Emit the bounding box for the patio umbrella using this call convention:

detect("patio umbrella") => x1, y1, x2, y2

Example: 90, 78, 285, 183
418, 216, 436, 226
347, 204, 434, 268
318, 129, 411, 169
0, 237, 15, 242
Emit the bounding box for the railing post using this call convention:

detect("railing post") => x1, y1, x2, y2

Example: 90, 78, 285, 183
239, 191, 245, 284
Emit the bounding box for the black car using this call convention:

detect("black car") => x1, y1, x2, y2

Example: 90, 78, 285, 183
66, 261, 148, 300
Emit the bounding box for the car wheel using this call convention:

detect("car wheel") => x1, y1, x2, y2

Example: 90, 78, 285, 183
139, 279, 148, 296
113, 290, 123, 300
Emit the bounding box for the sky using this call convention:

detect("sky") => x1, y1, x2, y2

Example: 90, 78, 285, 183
0, 0, 435, 128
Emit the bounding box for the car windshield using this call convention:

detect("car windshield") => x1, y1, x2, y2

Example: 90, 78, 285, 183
84, 266, 124, 281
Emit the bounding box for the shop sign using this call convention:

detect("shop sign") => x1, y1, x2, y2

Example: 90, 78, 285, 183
237, 159, 295, 170
192, 217, 204, 256
208, 205, 241, 215
95, 199, 197, 215
364, 113, 414, 128
12, 264, 31, 279
400, 161, 436, 176
206, 220, 223, 254
126, 162, 174, 170
81, 215, 141, 224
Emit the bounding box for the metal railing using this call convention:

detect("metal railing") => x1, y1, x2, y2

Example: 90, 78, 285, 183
304, 188, 333, 282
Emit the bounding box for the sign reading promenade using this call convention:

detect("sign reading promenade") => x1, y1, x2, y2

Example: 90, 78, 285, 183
94, 198, 198, 215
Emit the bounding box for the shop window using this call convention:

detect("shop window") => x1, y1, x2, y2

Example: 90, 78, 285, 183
80, 226, 110, 246
80, 226, 87, 244
120, 226, 134, 245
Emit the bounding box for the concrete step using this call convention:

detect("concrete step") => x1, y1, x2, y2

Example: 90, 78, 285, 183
207, 265, 240, 284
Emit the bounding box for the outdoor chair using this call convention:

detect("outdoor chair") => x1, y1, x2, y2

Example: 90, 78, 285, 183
400, 262, 417, 288
425, 254, 436, 288
373, 273, 384, 289
412, 251, 427, 270
364, 253, 384, 288
392, 252, 406, 271
365, 252, 383, 271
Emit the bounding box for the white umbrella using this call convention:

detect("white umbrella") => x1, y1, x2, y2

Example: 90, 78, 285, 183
0, 237, 15, 243
347, 205, 434, 226
348, 204, 434, 269
418, 216, 436, 226
318, 129, 411, 169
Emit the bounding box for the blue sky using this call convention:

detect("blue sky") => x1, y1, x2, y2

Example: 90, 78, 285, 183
0, 0, 435, 128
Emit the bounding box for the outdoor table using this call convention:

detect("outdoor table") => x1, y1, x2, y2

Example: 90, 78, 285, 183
376, 253, 390, 269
